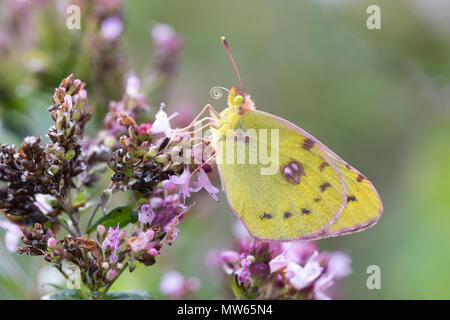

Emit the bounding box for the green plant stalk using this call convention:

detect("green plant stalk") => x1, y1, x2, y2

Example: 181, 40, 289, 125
54, 265, 90, 300
98, 258, 129, 300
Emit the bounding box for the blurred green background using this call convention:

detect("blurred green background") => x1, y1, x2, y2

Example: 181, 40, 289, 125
1, 0, 449, 299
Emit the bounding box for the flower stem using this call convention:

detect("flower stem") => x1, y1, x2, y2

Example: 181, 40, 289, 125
55, 265, 90, 300
98, 260, 129, 300
47, 215, 76, 237
86, 203, 101, 234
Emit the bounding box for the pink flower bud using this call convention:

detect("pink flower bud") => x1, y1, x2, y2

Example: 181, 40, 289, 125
137, 123, 152, 135
107, 269, 117, 280
149, 197, 163, 208
145, 229, 155, 241
219, 250, 240, 264
97, 224, 106, 236
119, 230, 127, 240
148, 248, 158, 256
47, 237, 56, 248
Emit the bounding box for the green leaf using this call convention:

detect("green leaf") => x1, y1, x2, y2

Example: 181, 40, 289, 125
72, 190, 89, 207
87, 206, 138, 234
230, 275, 244, 300
41, 283, 65, 290
41, 289, 83, 300
102, 290, 152, 300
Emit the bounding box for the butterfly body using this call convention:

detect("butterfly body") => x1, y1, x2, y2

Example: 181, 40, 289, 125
211, 87, 383, 241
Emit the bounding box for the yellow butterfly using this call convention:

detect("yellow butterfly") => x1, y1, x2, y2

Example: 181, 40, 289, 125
203, 37, 382, 241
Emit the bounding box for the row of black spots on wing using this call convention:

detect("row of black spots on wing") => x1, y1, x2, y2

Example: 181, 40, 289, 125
260, 213, 272, 219
282, 208, 311, 219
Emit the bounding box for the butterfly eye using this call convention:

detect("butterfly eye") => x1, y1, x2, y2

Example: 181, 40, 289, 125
233, 95, 243, 105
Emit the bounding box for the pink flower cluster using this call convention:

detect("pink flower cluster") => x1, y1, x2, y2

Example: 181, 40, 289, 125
159, 270, 200, 299
208, 226, 352, 300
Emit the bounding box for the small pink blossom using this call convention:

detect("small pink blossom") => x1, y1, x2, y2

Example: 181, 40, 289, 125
152, 24, 179, 49
235, 254, 253, 286
282, 241, 318, 265
145, 229, 155, 240
313, 272, 335, 300
164, 216, 180, 245
107, 269, 117, 280
159, 270, 200, 299
0, 219, 22, 252
139, 204, 155, 224
150, 104, 177, 137
327, 252, 352, 279
97, 224, 106, 236
137, 123, 152, 135
205, 250, 221, 268
149, 197, 163, 209
101, 15, 123, 41
129, 231, 154, 253
160, 270, 184, 297
102, 224, 122, 265
34, 194, 54, 215
128, 235, 147, 252
189, 168, 219, 202
47, 237, 56, 248
269, 253, 289, 273
220, 250, 240, 264
126, 75, 140, 98
285, 252, 322, 290
64, 94, 73, 110
162, 168, 191, 200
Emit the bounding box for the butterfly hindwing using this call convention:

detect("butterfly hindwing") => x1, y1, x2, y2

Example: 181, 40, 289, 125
318, 154, 383, 238
259, 111, 383, 240
214, 110, 346, 241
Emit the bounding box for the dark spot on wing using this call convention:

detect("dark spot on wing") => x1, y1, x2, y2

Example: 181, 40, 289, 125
320, 182, 331, 192
260, 213, 272, 219
314, 198, 321, 202
301, 208, 311, 215
280, 160, 305, 185
347, 195, 357, 202
245, 136, 250, 144
283, 211, 292, 219
302, 138, 315, 151
319, 162, 330, 171
357, 174, 365, 182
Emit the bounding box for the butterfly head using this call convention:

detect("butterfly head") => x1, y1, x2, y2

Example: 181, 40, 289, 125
223, 85, 255, 115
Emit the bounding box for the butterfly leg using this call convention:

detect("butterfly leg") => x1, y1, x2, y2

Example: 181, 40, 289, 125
180, 104, 219, 130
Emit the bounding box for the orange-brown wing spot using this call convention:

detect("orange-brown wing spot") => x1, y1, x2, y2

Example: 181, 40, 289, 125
357, 174, 365, 182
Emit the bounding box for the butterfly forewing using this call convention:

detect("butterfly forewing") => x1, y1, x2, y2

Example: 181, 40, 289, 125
215, 110, 346, 241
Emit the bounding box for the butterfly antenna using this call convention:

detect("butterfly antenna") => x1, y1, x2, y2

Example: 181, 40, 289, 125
220, 36, 243, 93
